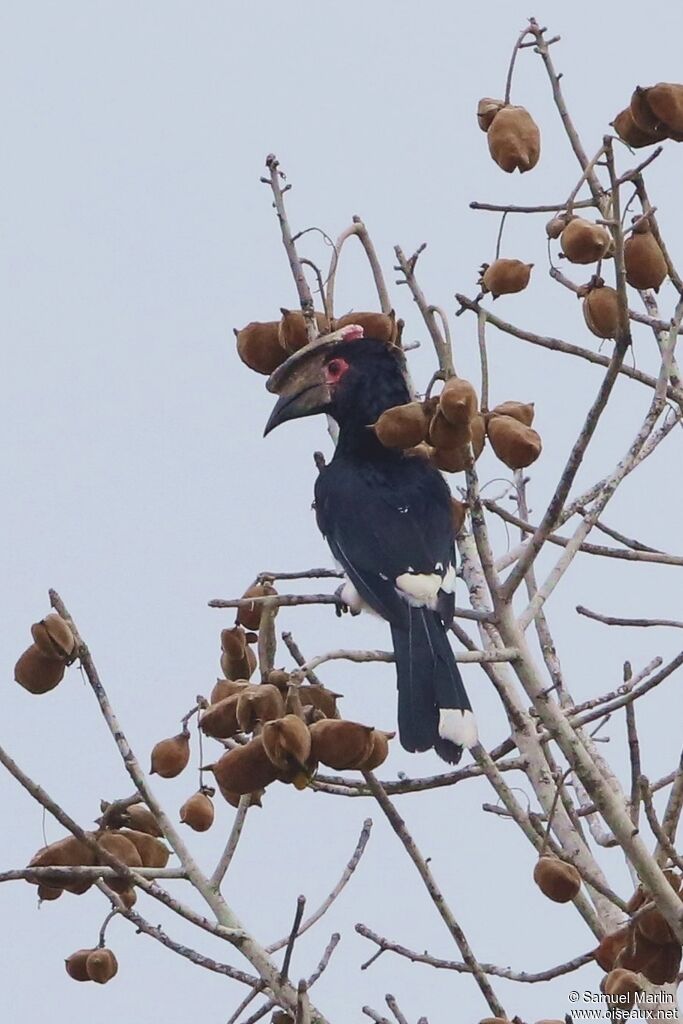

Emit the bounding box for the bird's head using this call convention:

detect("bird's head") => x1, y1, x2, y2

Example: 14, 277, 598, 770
264, 335, 410, 436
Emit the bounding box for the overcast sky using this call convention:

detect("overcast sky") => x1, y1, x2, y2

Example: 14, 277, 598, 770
2, 2, 683, 1022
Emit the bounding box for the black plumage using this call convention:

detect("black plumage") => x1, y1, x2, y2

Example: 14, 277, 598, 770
266, 337, 475, 763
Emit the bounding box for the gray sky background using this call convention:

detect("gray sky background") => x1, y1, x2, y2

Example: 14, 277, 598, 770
2, 2, 683, 1021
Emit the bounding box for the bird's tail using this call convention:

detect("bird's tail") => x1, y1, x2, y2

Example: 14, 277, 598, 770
390, 606, 478, 764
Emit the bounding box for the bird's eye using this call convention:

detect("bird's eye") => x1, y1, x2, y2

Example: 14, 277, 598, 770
325, 358, 349, 383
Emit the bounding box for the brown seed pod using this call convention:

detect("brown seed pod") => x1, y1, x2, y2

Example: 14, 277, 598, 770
594, 925, 631, 972
37, 883, 63, 901
150, 731, 190, 779
429, 409, 471, 449
30, 612, 75, 659
221, 626, 248, 659
358, 729, 395, 770
236, 582, 278, 631
545, 213, 570, 239
97, 831, 143, 894
532, 856, 581, 903
235, 321, 287, 376
272, 1013, 296, 1024
298, 684, 341, 719
451, 498, 468, 535
261, 714, 313, 775
439, 377, 478, 426
636, 907, 675, 945
236, 684, 286, 733
373, 402, 430, 449
611, 107, 662, 148
431, 445, 471, 474
180, 790, 215, 832
220, 643, 257, 681
560, 217, 612, 264
624, 223, 667, 292
489, 401, 535, 426
477, 97, 505, 132
208, 736, 281, 798
210, 678, 250, 704
123, 804, 163, 838
487, 415, 542, 470
14, 644, 66, 694
86, 947, 119, 984
641, 941, 682, 986
480, 259, 533, 298
278, 309, 330, 354
630, 86, 670, 138
334, 310, 398, 345
65, 948, 96, 982
221, 788, 265, 809
471, 413, 486, 459
120, 829, 170, 868
200, 694, 244, 739
487, 105, 540, 173
582, 285, 620, 340
117, 887, 137, 910
29, 835, 97, 873
264, 668, 291, 692
641, 83, 683, 135
602, 967, 642, 1008
309, 719, 375, 770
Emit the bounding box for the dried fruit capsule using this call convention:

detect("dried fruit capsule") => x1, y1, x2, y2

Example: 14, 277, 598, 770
86, 947, 119, 984
298, 684, 341, 719
123, 804, 163, 838
624, 221, 667, 292
431, 445, 470, 474
477, 97, 505, 132
30, 613, 75, 659
261, 714, 313, 775
200, 693, 244, 739
438, 377, 478, 426
489, 401, 535, 426
629, 87, 669, 138
180, 790, 215, 832
14, 644, 65, 694
150, 731, 190, 779
451, 498, 468, 535
602, 967, 641, 1009
545, 213, 570, 239
96, 831, 142, 894
640, 83, 683, 135
636, 907, 674, 945
210, 678, 250, 704
373, 402, 429, 449
358, 729, 395, 770
470, 414, 486, 459
236, 684, 286, 733
532, 856, 581, 903
560, 217, 612, 264
611, 107, 662, 148
37, 883, 63, 901
235, 321, 287, 375
65, 948, 96, 982
220, 626, 257, 680
429, 409, 471, 449
120, 829, 170, 868
278, 309, 330, 353
641, 941, 682, 986
487, 105, 540, 173
593, 925, 632, 971
309, 719, 375, 770
334, 310, 398, 345
487, 416, 542, 470
236, 582, 278, 631
29, 835, 97, 872
582, 285, 620, 340
207, 736, 281, 798
481, 259, 533, 298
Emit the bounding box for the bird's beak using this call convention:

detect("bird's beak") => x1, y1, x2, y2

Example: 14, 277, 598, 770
264, 378, 331, 435
264, 345, 335, 436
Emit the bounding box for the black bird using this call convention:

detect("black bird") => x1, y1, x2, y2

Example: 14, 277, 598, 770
265, 335, 477, 763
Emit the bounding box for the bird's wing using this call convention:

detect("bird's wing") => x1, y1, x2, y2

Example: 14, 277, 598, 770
315, 456, 456, 627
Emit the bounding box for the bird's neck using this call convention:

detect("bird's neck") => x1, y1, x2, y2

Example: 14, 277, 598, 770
334, 419, 396, 460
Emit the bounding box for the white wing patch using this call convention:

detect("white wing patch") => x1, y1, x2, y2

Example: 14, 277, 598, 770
395, 562, 456, 609
439, 709, 478, 749
340, 578, 381, 618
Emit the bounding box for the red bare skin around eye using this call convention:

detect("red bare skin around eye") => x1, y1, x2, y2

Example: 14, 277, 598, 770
324, 358, 349, 385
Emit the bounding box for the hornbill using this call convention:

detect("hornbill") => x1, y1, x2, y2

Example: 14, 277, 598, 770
264, 333, 477, 764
